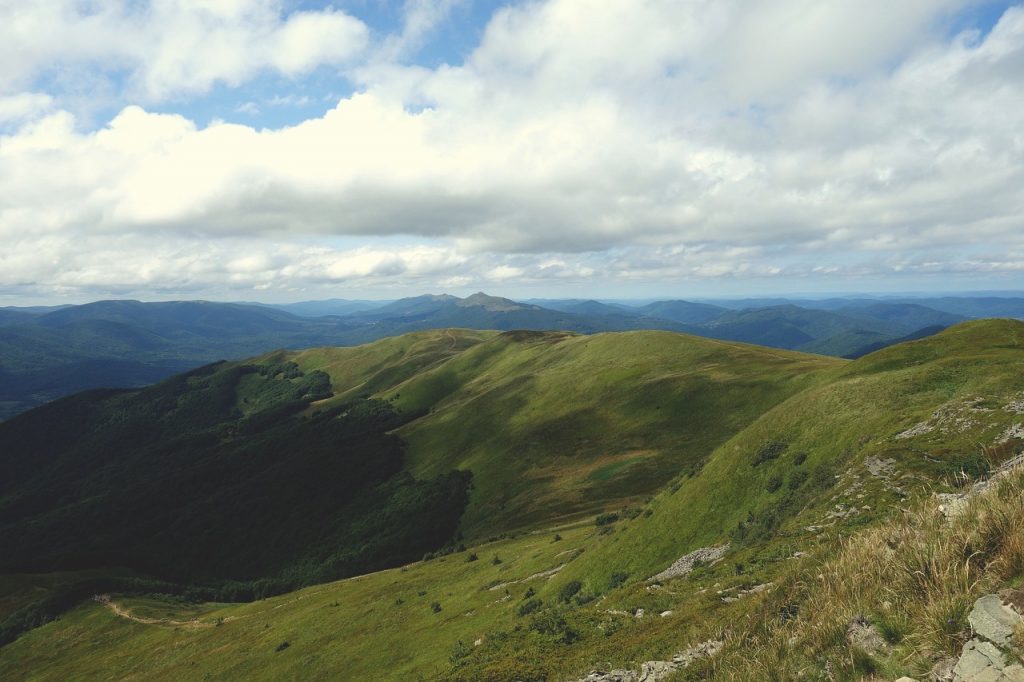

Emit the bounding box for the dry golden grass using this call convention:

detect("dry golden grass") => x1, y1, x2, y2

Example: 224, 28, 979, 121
686, 470, 1024, 681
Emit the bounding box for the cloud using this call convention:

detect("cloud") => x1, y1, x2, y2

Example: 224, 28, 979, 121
0, 92, 54, 125
0, 0, 1022, 299
0, 1, 368, 101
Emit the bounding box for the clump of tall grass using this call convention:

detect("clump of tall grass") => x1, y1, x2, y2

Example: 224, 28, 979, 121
699, 470, 1024, 680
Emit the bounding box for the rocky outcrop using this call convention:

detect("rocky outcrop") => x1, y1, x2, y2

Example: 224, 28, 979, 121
568, 640, 723, 682
952, 639, 1024, 681
949, 592, 1024, 681
648, 545, 729, 583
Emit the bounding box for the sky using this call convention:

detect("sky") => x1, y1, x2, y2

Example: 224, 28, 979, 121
1, 0, 1022, 305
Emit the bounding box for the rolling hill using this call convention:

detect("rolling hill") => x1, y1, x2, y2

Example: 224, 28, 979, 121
2, 321, 1022, 680
0, 294, 975, 424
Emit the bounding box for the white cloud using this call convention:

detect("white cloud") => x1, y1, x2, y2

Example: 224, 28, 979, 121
0, 1, 368, 101
0, 92, 54, 125
0, 0, 1022, 299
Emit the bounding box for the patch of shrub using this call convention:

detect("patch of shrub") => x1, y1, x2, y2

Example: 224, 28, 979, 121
523, 587, 535, 600
466, 553, 478, 562
558, 580, 582, 603
529, 610, 581, 644
431, 601, 442, 613
491, 555, 502, 565
766, 475, 783, 493
608, 572, 629, 589
275, 641, 290, 652
449, 640, 471, 665
787, 470, 809, 490
518, 598, 543, 617
595, 512, 619, 526
752, 440, 788, 466
793, 451, 807, 466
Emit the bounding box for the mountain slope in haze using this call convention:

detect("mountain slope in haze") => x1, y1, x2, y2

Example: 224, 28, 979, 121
695, 303, 964, 356
637, 299, 730, 325
4, 321, 1023, 680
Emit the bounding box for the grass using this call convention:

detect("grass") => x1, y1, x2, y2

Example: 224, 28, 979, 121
2, 320, 1024, 680
371, 329, 837, 537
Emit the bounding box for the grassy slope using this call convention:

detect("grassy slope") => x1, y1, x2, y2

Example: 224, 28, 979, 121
300, 329, 839, 538
3, 320, 1023, 680
562, 319, 1024, 592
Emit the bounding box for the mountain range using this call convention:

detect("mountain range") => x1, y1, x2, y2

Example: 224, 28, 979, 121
1, 293, 1015, 420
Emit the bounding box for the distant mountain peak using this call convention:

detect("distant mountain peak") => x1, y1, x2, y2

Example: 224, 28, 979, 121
457, 292, 529, 311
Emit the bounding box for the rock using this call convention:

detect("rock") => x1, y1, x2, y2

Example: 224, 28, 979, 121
648, 544, 729, 582
895, 677, 917, 682
659, 610, 672, 618
969, 594, 1023, 647
846, 615, 888, 656
936, 493, 969, 519
952, 638, 1024, 681
634, 609, 645, 619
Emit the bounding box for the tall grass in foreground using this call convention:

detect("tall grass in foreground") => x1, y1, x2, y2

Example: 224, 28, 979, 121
690, 471, 1024, 681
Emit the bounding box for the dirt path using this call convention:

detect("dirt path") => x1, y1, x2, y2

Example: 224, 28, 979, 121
94, 595, 211, 629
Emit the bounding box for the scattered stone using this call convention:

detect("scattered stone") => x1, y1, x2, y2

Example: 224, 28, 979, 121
659, 611, 672, 618
474, 638, 483, 647
969, 595, 1024, 647
895, 677, 917, 682
634, 609, 645, 619
1005, 396, 1024, 415
846, 615, 888, 656
488, 563, 566, 591
952, 638, 1024, 681
723, 583, 774, 603
896, 421, 935, 440
568, 640, 723, 682
866, 456, 897, 477
997, 424, 1024, 445
648, 545, 729, 583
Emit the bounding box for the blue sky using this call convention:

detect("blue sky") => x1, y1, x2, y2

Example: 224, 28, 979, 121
0, 0, 1022, 304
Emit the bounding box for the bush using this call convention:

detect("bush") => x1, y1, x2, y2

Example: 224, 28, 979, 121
275, 641, 290, 652
558, 580, 582, 603
518, 598, 543, 617
595, 512, 619, 526
431, 601, 442, 613
787, 470, 809, 490
491, 555, 502, 565
466, 553, 478, 562
793, 451, 807, 466
608, 572, 629, 589
523, 587, 535, 600
753, 440, 788, 466
529, 610, 581, 644
766, 475, 783, 493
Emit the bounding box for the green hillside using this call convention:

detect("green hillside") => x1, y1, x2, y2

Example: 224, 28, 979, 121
294, 328, 839, 537
2, 321, 1023, 680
